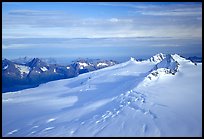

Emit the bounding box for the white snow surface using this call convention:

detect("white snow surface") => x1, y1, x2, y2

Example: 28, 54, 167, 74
78, 62, 89, 69
78, 62, 89, 67
2, 54, 202, 137
97, 63, 108, 67
40, 67, 48, 72
130, 57, 136, 61
3, 65, 9, 70
14, 64, 30, 76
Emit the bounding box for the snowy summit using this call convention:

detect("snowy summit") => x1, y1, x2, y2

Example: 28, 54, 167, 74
149, 53, 166, 63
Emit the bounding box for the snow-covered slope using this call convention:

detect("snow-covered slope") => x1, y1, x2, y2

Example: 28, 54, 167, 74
149, 53, 166, 63
2, 53, 202, 137
14, 64, 30, 77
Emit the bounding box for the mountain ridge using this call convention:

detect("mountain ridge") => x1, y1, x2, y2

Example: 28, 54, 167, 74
2, 58, 118, 93
2, 53, 201, 137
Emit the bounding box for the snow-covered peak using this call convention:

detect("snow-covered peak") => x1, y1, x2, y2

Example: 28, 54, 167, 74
14, 64, 30, 77
78, 62, 89, 67
171, 54, 192, 64
128, 57, 136, 62
149, 53, 166, 63
154, 54, 179, 74
171, 54, 184, 60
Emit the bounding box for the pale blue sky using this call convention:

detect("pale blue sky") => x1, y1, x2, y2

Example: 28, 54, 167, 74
2, 2, 202, 59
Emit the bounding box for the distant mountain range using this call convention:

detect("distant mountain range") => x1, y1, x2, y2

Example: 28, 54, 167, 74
2, 58, 118, 93
2, 55, 201, 93
187, 56, 202, 63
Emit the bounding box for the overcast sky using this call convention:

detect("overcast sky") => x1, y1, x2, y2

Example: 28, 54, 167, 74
2, 2, 202, 59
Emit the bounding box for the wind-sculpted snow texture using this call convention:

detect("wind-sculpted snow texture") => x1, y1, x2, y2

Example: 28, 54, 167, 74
2, 53, 202, 137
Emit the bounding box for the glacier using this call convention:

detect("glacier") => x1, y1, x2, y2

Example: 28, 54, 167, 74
2, 53, 202, 137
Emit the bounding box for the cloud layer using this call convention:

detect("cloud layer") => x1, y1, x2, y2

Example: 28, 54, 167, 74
2, 2, 202, 58
3, 2, 202, 40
